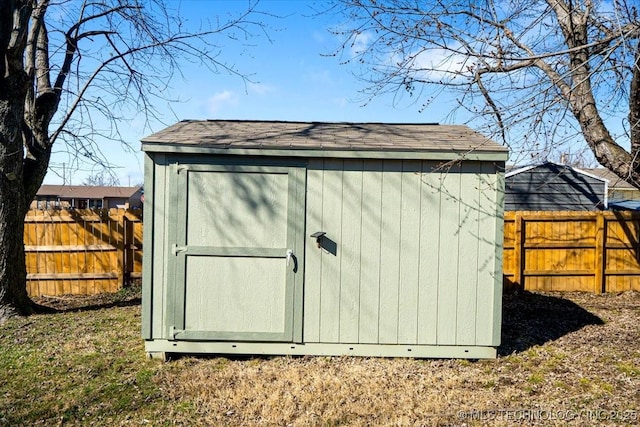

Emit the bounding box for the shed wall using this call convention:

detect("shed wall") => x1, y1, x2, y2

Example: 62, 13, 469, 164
303, 159, 503, 347
142, 154, 504, 351
143, 153, 170, 339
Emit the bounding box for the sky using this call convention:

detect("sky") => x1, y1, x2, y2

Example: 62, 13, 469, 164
43, 0, 462, 186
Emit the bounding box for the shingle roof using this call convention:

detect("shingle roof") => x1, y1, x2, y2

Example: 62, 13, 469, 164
582, 168, 637, 190
506, 162, 608, 182
37, 185, 141, 199
141, 120, 508, 160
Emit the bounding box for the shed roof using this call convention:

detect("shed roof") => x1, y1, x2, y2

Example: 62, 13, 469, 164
37, 185, 141, 199
141, 120, 508, 161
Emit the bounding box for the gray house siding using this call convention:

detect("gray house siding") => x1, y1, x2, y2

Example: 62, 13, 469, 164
505, 162, 607, 211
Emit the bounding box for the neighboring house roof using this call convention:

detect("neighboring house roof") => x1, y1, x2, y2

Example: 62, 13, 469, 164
505, 161, 608, 211
581, 168, 637, 191
608, 200, 640, 211
505, 162, 608, 182
141, 120, 508, 161
36, 185, 142, 199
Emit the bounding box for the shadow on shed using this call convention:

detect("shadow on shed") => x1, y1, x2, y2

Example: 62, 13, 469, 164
499, 291, 604, 356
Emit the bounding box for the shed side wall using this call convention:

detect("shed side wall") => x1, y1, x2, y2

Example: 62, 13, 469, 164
144, 153, 171, 339
303, 159, 503, 347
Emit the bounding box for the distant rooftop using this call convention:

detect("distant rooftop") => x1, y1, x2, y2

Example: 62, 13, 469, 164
581, 168, 637, 190
37, 185, 141, 199
506, 163, 638, 190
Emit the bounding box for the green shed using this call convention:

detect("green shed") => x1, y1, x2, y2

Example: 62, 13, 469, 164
141, 120, 508, 359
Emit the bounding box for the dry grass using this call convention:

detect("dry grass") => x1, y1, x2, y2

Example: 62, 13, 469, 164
1, 287, 639, 426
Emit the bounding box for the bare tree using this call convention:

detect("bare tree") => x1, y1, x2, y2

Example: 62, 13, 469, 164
0, 0, 266, 322
331, 0, 640, 185
82, 170, 121, 187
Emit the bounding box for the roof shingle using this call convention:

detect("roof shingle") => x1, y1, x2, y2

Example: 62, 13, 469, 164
141, 120, 507, 160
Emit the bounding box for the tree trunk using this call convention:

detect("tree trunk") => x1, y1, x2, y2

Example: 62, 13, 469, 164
0, 0, 41, 323
0, 187, 32, 322
0, 57, 33, 324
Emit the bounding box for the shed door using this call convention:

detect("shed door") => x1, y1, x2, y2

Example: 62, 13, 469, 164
166, 163, 305, 342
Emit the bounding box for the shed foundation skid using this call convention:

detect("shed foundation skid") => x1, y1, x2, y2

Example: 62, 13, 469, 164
145, 340, 497, 359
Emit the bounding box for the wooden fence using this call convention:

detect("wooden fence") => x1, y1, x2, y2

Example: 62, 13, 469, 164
504, 211, 640, 293
24, 209, 142, 296
23, 209, 640, 296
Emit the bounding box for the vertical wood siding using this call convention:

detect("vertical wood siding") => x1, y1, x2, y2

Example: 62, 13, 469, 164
303, 159, 503, 347
150, 153, 169, 339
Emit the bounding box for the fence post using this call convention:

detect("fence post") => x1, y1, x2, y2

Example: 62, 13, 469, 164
594, 212, 605, 294
513, 212, 524, 290
122, 214, 134, 288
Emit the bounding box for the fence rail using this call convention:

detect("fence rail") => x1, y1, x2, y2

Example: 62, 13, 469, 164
23, 209, 640, 296
504, 211, 640, 293
24, 209, 142, 296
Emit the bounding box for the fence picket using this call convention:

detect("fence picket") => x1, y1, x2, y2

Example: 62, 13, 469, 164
504, 211, 640, 293
23, 208, 142, 297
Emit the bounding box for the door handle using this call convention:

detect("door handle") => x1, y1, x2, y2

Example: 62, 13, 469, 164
286, 249, 298, 273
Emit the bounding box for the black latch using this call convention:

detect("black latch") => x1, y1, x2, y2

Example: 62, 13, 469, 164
310, 231, 326, 248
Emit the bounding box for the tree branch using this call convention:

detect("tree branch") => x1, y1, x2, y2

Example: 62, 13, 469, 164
629, 41, 640, 161
474, 71, 507, 145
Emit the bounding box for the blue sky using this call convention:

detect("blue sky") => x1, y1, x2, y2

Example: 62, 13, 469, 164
43, 0, 463, 185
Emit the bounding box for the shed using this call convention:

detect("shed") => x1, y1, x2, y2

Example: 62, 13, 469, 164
505, 162, 608, 211
141, 120, 508, 359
